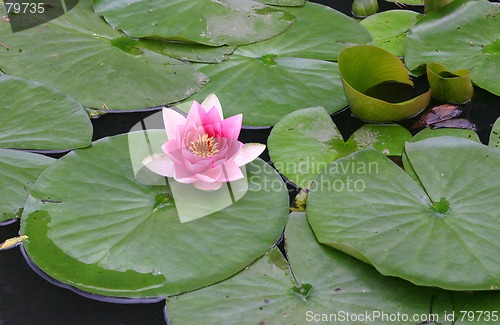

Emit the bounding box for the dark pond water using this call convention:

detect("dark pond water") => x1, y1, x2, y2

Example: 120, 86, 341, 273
1, 1, 499, 324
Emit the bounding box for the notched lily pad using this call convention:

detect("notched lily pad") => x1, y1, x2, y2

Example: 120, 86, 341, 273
307, 137, 500, 290
338, 45, 431, 122
93, 0, 296, 46
427, 62, 474, 103
166, 212, 450, 324
405, 0, 500, 96
21, 131, 289, 298
0, 149, 55, 222
0, 75, 92, 150
268, 107, 411, 188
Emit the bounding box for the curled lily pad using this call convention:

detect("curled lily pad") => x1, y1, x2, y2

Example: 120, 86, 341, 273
21, 131, 289, 298
307, 137, 500, 290
427, 62, 474, 103
0, 149, 54, 222
490, 117, 500, 148
338, 45, 431, 122
0, 75, 92, 150
405, 0, 500, 96
93, 0, 295, 46
166, 213, 450, 324
268, 107, 411, 188
0, 0, 208, 110
360, 10, 422, 57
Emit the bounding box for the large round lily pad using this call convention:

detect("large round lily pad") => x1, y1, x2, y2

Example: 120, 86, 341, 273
183, 2, 372, 126
268, 107, 411, 187
404, 0, 500, 96
307, 137, 500, 290
0, 75, 92, 150
0, 0, 208, 110
93, 0, 295, 46
0, 149, 54, 222
21, 131, 289, 298
166, 212, 451, 324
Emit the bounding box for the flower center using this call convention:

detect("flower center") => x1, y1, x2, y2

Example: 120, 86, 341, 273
189, 134, 219, 158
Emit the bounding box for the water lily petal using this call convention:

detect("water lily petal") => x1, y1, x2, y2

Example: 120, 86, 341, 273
219, 161, 245, 182
195, 165, 223, 182
193, 180, 223, 191
201, 93, 223, 119
162, 108, 186, 140
142, 153, 174, 177
220, 114, 242, 140
234, 143, 266, 166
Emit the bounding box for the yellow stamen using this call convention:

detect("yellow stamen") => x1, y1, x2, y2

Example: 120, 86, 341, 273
189, 134, 219, 158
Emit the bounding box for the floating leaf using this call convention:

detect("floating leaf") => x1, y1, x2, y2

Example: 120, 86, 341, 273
0, 235, 28, 250
183, 2, 372, 126
20, 131, 289, 298
405, 0, 500, 96
268, 107, 411, 187
166, 212, 450, 324
0, 75, 92, 150
360, 10, 422, 57
93, 0, 295, 46
490, 117, 500, 148
0, 149, 54, 222
401, 128, 480, 185
412, 104, 462, 129
0, 0, 208, 110
256, 0, 305, 6
307, 137, 500, 290
338, 45, 431, 122
427, 62, 474, 103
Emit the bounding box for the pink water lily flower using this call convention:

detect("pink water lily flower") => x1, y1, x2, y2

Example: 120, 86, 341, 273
143, 94, 266, 191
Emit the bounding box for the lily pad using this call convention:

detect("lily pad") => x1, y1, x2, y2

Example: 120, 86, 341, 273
360, 10, 422, 57
404, 0, 500, 96
338, 45, 431, 122
93, 0, 295, 46
427, 62, 474, 103
401, 128, 480, 185
21, 131, 289, 298
268, 107, 411, 187
183, 2, 372, 126
0, 149, 54, 222
489, 116, 500, 148
0, 0, 208, 110
166, 212, 450, 324
256, 0, 305, 6
0, 75, 92, 150
307, 137, 500, 290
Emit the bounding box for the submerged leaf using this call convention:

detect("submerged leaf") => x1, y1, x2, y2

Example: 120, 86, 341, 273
412, 104, 462, 129
0, 235, 28, 250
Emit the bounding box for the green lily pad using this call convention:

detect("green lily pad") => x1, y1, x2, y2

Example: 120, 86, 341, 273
21, 131, 289, 298
0, 75, 92, 150
0, 149, 54, 222
404, 0, 500, 96
268, 107, 411, 187
338, 45, 431, 122
111, 36, 236, 63
427, 62, 474, 103
401, 128, 480, 186
307, 137, 500, 290
166, 212, 450, 324
489, 116, 500, 148
0, 0, 208, 110
93, 0, 295, 46
183, 2, 372, 126
360, 10, 422, 57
